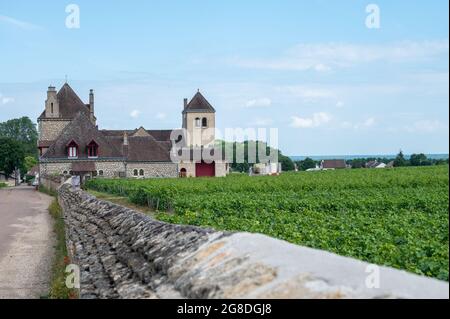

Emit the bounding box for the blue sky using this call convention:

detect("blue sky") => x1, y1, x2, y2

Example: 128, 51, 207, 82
0, 0, 448, 156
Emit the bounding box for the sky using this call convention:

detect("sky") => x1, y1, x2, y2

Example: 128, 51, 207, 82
0, 0, 448, 156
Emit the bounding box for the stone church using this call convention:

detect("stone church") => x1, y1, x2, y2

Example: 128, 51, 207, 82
38, 83, 228, 181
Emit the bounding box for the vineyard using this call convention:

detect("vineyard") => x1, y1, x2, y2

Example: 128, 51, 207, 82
85, 165, 449, 280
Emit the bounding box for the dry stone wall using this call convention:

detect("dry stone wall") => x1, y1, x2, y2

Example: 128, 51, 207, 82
58, 183, 449, 299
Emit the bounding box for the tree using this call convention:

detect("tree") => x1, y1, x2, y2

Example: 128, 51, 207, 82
0, 117, 38, 157
0, 137, 25, 176
24, 156, 38, 173
299, 157, 316, 171
410, 153, 431, 166
279, 153, 295, 171
394, 150, 407, 167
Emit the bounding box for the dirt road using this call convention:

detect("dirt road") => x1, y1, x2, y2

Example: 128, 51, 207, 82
0, 185, 54, 298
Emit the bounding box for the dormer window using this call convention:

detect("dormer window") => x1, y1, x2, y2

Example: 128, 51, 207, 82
202, 117, 207, 127
87, 140, 99, 158
67, 140, 78, 158
195, 117, 201, 127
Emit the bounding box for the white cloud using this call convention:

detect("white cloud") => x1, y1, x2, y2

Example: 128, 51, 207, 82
336, 101, 345, 108
248, 118, 273, 126
234, 40, 449, 72
245, 97, 272, 108
0, 15, 42, 30
0, 93, 14, 105
156, 112, 166, 119
342, 117, 376, 130
278, 86, 335, 100
130, 109, 140, 118
404, 120, 448, 133
290, 112, 331, 128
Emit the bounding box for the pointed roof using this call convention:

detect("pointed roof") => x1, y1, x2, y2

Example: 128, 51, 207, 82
39, 83, 90, 119
41, 112, 123, 159
183, 91, 216, 113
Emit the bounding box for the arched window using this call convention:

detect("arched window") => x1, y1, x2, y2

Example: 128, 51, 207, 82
63, 170, 68, 175
67, 140, 78, 158
87, 140, 99, 158
202, 117, 207, 127
179, 168, 187, 178
133, 169, 138, 176
195, 117, 201, 127
98, 170, 104, 176
139, 169, 144, 176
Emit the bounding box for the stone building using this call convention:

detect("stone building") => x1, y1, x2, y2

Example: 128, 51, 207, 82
38, 83, 228, 181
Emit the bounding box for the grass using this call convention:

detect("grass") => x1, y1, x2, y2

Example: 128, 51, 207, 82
38, 185, 57, 197
87, 189, 157, 217
47, 199, 77, 299
0, 182, 7, 188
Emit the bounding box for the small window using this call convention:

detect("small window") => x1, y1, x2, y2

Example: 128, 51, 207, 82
139, 169, 144, 176
202, 117, 207, 127
67, 141, 78, 158
63, 170, 68, 175
92, 171, 97, 177
87, 140, 98, 158
133, 169, 138, 176
195, 117, 201, 127
69, 170, 73, 175
98, 170, 104, 176
51, 103, 54, 113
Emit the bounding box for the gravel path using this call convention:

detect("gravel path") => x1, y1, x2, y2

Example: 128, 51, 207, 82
0, 185, 55, 299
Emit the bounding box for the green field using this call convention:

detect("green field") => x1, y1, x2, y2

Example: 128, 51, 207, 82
85, 165, 449, 280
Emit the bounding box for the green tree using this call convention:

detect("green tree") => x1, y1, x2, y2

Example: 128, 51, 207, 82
278, 153, 295, 171
299, 157, 316, 171
394, 150, 407, 167
24, 156, 38, 173
0, 137, 25, 176
0, 117, 38, 157
410, 153, 431, 166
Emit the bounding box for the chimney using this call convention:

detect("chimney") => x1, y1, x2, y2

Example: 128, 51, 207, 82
45, 85, 59, 117
89, 89, 94, 115
184, 98, 188, 109
47, 86, 56, 98
123, 131, 129, 157
123, 131, 128, 145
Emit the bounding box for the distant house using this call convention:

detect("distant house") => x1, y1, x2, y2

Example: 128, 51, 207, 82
366, 160, 387, 169
250, 162, 281, 176
320, 159, 347, 170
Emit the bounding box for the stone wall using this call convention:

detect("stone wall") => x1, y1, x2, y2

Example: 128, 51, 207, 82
39, 162, 72, 176
95, 161, 126, 178
215, 161, 228, 177
126, 163, 178, 178
57, 183, 449, 299
40, 174, 66, 192
178, 162, 196, 177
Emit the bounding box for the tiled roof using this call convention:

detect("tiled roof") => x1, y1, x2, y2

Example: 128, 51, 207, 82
126, 136, 172, 162
41, 112, 123, 159
183, 91, 215, 113
101, 129, 173, 141
38, 83, 90, 119
322, 159, 346, 169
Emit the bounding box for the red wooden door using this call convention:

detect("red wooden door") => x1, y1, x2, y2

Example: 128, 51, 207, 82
196, 161, 215, 177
